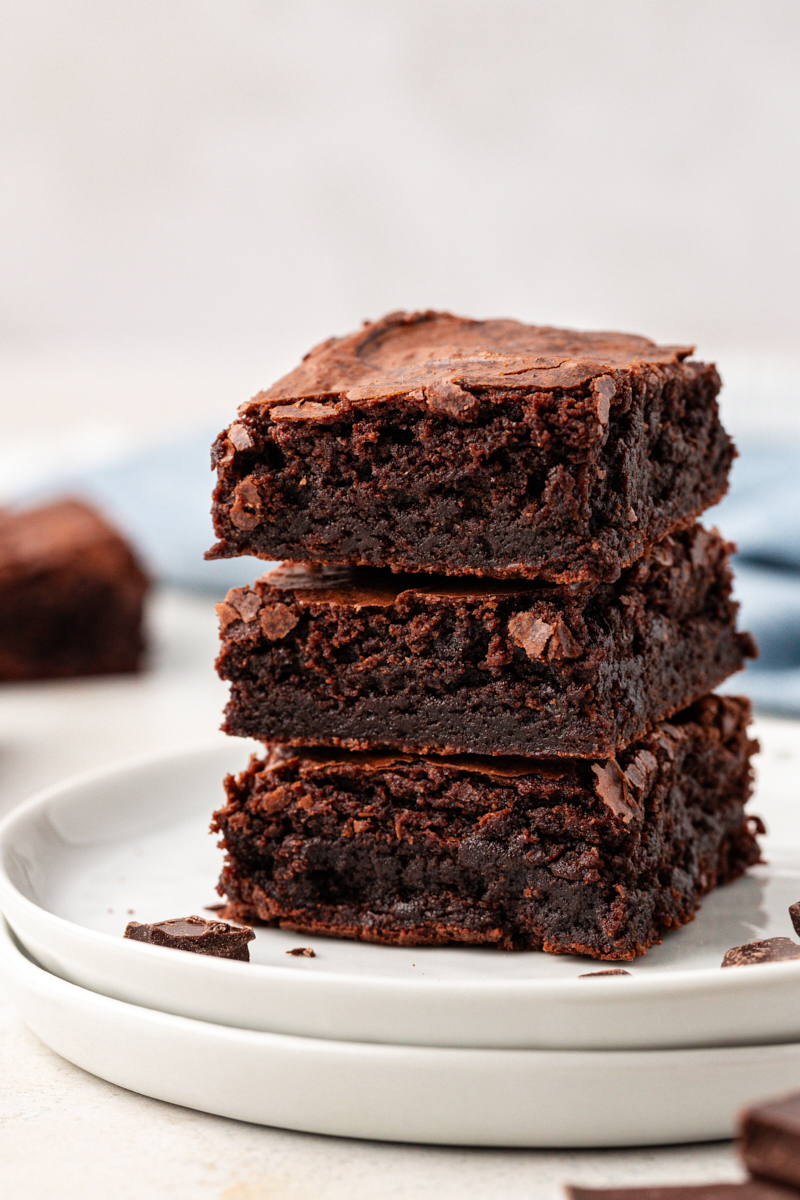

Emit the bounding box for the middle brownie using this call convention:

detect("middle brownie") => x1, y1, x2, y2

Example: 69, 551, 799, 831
216, 524, 754, 759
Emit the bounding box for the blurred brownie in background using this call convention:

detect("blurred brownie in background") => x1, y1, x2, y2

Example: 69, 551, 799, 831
0, 498, 149, 680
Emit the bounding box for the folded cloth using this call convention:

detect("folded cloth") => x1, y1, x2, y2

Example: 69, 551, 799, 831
708, 442, 800, 716
15, 427, 273, 595
14, 431, 800, 716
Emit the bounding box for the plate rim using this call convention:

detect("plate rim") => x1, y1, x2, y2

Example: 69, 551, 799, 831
1, 731, 800, 1002
5, 912, 800, 1064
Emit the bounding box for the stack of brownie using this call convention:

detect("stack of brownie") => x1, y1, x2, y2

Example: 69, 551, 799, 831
208, 311, 760, 961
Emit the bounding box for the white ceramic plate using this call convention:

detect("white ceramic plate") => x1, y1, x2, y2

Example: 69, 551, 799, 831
1, 716, 799, 1051
4, 917, 800, 1148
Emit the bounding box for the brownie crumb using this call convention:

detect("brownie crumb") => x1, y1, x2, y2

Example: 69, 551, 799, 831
721, 937, 800, 967
286, 947, 316, 957
578, 969, 632, 977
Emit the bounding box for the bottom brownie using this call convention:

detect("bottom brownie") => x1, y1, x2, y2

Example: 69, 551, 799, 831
212, 695, 761, 960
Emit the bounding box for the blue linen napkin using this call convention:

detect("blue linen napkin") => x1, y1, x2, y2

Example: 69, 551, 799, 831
17, 431, 800, 716
707, 443, 800, 715
17, 427, 273, 595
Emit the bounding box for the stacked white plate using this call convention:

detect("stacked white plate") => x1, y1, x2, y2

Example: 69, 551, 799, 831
2, 716, 800, 1147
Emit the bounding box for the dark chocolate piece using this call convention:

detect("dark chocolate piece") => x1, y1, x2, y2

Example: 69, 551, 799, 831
211, 695, 760, 960
721, 938, 800, 967
565, 1184, 797, 1200
788, 902, 800, 938
0, 498, 149, 680
124, 915, 255, 961
286, 947, 316, 957
578, 969, 632, 977
740, 1092, 800, 1189
207, 310, 734, 584
216, 525, 754, 758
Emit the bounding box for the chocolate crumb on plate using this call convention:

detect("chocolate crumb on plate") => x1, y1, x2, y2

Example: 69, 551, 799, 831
740, 1091, 800, 1189
721, 938, 800, 967
124, 915, 255, 961
789, 902, 800, 938
578, 969, 632, 977
286, 947, 316, 957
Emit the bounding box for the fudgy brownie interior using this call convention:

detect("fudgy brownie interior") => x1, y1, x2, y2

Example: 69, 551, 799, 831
212, 696, 760, 961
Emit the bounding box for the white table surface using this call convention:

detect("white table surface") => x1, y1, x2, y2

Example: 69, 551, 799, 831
0, 587, 751, 1199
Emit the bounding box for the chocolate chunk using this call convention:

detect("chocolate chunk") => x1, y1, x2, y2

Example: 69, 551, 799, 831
229, 589, 260, 622
215, 601, 240, 630
227, 422, 253, 451
789, 902, 800, 938
591, 374, 616, 426
624, 750, 658, 796
721, 938, 800, 967
286, 947, 316, 957
592, 759, 641, 825
124, 915, 255, 961
229, 478, 262, 530
424, 379, 480, 421
565, 1184, 796, 1200
260, 602, 299, 640
578, 969, 631, 977
740, 1092, 800, 1189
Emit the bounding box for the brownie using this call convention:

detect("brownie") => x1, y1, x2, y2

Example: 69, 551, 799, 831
215, 525, 754, 759
0, 498, 149, 680
740, 1093, 800, 1189
565, 1186, 797, 1200
124, 915, 254, 961
211, 695, 760, 960
207, 311, 734, 583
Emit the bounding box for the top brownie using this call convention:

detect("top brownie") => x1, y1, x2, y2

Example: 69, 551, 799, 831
208, 310, 734, 583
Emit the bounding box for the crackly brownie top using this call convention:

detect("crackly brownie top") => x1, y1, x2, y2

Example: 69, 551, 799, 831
243, 310, 695, 415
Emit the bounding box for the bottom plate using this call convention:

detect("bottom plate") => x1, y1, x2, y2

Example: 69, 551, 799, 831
3, 919, 800, 1147
3, 718, 800, 1051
